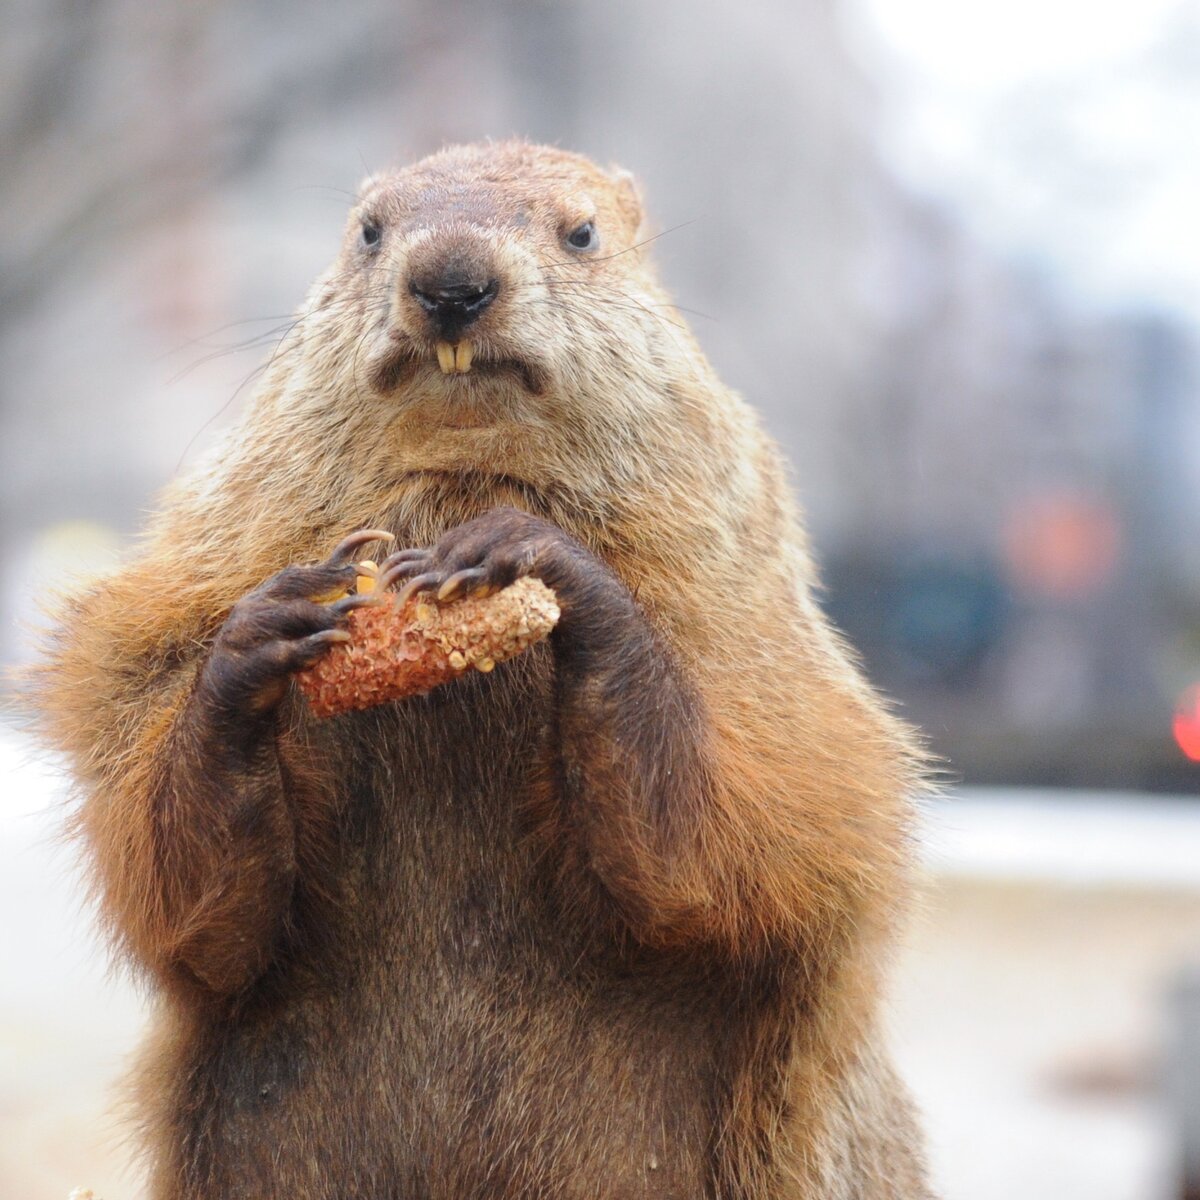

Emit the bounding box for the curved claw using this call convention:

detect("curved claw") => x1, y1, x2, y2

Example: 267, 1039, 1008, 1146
378, 558, 433, 593
288, 627, 352, 669
329, 592, 385, 617
312, 628, 352, 646
436, 567, 488, 603
327, 529, 395, 566
379, 547, 430, 572
395, 571, 443, 608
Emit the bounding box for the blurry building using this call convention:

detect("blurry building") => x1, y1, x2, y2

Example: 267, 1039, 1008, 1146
828, 173, 1200, 789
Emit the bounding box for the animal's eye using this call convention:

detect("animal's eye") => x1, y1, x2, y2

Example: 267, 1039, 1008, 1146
360, 221, 382, 249
565, 221, 597, 252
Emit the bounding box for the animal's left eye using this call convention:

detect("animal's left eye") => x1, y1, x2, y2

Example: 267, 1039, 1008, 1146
565, 221, 597, 251
361, 221, 382, 249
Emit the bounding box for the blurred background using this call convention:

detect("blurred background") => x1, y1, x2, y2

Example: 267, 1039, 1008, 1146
2, 1, 1199, 1197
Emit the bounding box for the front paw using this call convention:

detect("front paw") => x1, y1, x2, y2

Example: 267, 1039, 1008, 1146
377, 508, 593, 609
201, 528, 394, 719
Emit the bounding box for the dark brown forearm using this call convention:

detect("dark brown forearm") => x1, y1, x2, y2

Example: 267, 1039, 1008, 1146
149, 678, 298, 996
547, 553, 720, 946
116, 537, 383, 997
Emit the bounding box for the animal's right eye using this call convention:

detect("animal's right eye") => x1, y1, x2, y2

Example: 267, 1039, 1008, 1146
361, 222, 382, 250
565, 221, 598, 252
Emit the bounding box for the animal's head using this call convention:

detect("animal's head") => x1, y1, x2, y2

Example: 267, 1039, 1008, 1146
246, 142, 731, 515
298, 143, 687, 416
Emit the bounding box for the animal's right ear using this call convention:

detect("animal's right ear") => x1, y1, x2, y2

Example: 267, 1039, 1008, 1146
609, 167, 644, 239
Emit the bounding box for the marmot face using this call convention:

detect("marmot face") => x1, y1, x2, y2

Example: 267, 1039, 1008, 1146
302, 142, 652, 426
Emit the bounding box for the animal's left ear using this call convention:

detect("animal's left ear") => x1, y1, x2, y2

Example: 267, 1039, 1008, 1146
609, 166, 644, 238
356, 174, 384, 204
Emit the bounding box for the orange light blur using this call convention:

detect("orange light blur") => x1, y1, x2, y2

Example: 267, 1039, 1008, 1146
1002, 491, 1120, 601
1173, 685, 1200, 762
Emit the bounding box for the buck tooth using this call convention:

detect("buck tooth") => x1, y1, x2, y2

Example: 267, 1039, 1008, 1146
436, 342, 456, 374
454, 341, 474, 373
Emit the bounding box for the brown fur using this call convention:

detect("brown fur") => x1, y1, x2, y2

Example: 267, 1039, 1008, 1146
35, 141, 932, 1198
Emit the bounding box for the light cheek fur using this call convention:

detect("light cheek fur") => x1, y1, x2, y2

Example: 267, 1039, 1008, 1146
33, 141, 932, 1199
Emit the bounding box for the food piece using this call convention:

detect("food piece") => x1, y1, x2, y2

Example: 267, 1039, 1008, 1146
355, 559, 379, 595
296, 573, 560, 718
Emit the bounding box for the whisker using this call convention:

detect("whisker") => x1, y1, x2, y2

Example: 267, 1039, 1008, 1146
291, 184, 361, 203
161, 314, 298, 359
541, 221, 697, 271
172, 320, 310, 471
165, 323, 302, 385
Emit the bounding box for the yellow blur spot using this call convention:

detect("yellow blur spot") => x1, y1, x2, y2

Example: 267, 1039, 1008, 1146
29, 521, 123, 595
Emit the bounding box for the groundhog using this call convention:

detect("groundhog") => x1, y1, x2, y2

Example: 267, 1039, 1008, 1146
37, 141, 932, 1198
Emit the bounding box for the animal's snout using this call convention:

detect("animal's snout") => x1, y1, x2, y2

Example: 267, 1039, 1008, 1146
408, 272, 499, 342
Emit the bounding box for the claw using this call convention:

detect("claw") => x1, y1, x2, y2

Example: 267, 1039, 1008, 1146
436, 567, 488, 603
286, 628, 352, 674
289, 627, 352, 667
327, 529, 395, 566
330, 592, 385, 617
395, 571, 443, 608
379, 547, 430, 571
378, 558, 433, 593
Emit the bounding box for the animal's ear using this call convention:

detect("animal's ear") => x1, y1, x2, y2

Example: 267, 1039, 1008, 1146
356, 174, 383, 204
609, 166, 644, 238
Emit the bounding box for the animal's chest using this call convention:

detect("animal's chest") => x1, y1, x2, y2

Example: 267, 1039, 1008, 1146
336, 646, 559, 944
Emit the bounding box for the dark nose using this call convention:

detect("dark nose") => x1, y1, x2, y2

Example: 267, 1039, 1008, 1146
408, 275, 499, 342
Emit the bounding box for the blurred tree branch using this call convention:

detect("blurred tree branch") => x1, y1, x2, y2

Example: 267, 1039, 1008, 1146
0, 0, 407, 321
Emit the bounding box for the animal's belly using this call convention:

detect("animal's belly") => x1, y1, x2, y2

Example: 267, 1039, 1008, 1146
379, 961, 717, 1197
166, 954, 720, 1200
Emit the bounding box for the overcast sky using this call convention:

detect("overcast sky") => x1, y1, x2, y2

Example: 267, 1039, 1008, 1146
850, 0, 1200, 324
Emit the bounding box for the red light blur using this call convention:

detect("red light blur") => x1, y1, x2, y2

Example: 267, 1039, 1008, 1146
1173, 685, 1200, 762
